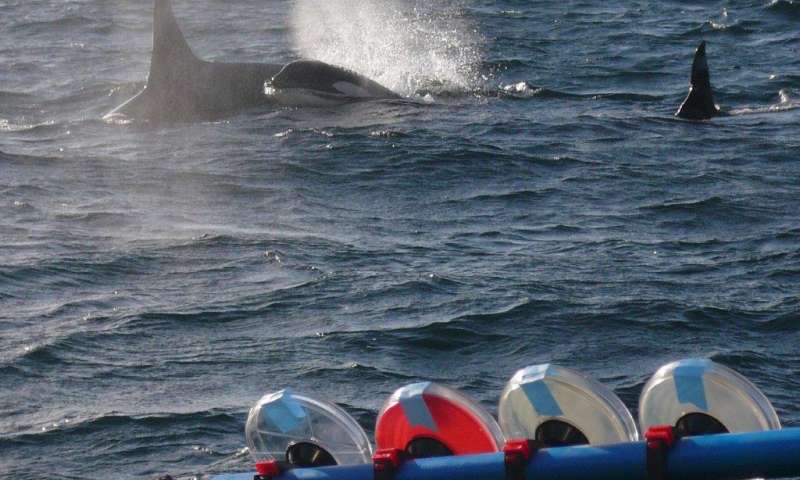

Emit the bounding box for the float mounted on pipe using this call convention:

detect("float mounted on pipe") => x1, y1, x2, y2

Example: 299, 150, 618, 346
167, 359, 798, 480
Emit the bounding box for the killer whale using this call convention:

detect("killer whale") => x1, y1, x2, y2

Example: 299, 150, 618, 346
675, 41, 720, 120
266, 60, 400, 107
106, 0, 399, 122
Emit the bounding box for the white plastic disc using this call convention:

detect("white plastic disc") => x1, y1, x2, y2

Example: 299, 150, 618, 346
639, 358, 781, 435
245, 389, 372, 466
499, 364, 639, 445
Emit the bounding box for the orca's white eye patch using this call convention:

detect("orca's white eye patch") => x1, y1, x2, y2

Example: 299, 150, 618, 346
333, 82, 373, 98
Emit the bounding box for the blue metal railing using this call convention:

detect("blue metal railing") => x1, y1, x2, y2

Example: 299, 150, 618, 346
211, 427, 800, 480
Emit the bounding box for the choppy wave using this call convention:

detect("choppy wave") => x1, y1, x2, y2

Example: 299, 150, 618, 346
0, 149, 58, 164
0, 118, 58, 133
0, 90, 34, 102
0, 409, 243, 451
766, 0, 800, 17
4, 1, 800, 480
11, 15, 96, 31
496, 82, 664, 102
640, 196, 728, 214
729, 89, 800, 115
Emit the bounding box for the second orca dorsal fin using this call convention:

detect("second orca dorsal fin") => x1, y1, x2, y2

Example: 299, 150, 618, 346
676, 41, 720, 120
147, 0, 201, 90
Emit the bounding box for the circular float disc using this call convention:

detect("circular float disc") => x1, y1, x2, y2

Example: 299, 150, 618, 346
375, 382, 505, 456
245, 389, 372, 466
639, 358, 781, 434
499, 364, 639, 446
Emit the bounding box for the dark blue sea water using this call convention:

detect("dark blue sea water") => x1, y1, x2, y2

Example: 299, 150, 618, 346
2, 1, 800, 479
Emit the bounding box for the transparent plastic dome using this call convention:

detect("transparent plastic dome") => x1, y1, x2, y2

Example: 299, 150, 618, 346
245, 389, 372, 466
375, 382, 505, 457
639, 358, 781, 435
499, 364, 639, 446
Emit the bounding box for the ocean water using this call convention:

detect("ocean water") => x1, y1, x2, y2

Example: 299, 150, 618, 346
2, 0, 800, 478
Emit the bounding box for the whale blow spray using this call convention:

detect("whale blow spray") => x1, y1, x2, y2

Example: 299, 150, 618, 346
290, 0, 483, 96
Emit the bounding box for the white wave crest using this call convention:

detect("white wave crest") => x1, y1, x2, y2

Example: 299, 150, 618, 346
729, 89, 800, 115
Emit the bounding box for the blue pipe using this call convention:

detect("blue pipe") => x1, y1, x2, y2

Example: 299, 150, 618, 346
211, 428, 800, 480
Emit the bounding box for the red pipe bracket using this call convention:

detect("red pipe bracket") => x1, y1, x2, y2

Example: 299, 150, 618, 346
373, 448, 407, 480
254, 459, 281, 480
645, 426, 678, 480
504, 439, 540, 480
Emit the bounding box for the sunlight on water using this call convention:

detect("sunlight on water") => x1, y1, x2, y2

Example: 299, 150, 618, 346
289, 0, 483, 96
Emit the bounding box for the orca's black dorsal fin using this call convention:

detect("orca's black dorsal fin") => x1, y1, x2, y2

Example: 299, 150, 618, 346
690, 41, 711, 88
676, 41, 720, 120
147, 0, 200, 89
